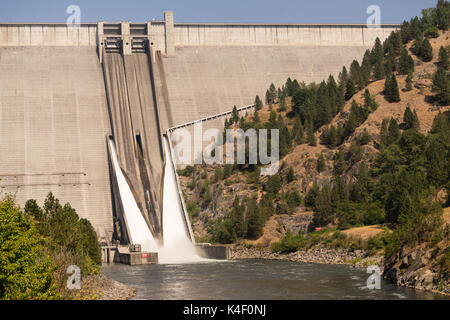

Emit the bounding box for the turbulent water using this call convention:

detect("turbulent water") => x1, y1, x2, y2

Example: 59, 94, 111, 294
102, 259, 448, 300
109, 139, 158, 252
160, 137, 206, 264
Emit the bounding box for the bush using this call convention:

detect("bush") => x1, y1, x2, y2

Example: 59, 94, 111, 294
177, 166, 194, 177
424, 26, 440, 38
271, 232, 304, 253
186, 202, 200, 219
0, 196, 61, 299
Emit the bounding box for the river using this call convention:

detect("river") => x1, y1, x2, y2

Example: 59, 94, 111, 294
101, 259, 448, 300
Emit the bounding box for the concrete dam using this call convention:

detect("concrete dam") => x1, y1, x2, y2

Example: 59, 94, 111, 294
0, 12, 396, 251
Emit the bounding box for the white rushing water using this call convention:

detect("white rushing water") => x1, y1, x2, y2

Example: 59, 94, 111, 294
109, 138, 159, 253
160, 136, 208, 264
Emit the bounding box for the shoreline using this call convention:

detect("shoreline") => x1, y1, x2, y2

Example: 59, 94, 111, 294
230, 244, 384, 271
75, 273, 136, 300
230, 244, 450, 297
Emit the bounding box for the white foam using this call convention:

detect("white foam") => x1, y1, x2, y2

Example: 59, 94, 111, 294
109, 138, 158, 253
160, 137, 209, 264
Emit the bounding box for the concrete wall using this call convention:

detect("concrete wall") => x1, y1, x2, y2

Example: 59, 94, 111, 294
0, 24, 97, 46
156, 45, 375, 129
0, 46, 113, 241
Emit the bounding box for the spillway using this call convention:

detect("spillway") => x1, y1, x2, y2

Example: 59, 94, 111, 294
159, 136, 206, 264
108, 138, 158, 252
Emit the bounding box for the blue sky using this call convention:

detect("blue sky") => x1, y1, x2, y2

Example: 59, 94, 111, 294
0, 0, 436, 24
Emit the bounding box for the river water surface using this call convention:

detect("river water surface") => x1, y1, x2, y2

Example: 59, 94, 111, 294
101, 259, 448, 300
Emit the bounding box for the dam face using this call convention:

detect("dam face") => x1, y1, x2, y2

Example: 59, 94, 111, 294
0, 13, 396, 244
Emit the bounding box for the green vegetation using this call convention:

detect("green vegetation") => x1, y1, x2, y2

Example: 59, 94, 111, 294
0, 193, 101, 299
271, 228, 390, 256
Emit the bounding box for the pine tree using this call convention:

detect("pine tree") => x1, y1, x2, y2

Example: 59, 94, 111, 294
350, 60, 362, 89
385, 74, 401, 102
399, 48, 415, 75
231, 196, 246, 238
405, 72, 414, 91
387, 118, 401, 145
254, 95, 263, 110
359, 129, 371, 145
403, 105, 420, 131
390, 74, 401, 102
436, 0, 450, 30
312, 185, 333, 226
413, 34, 423, 56
231, 105, 239, 123
317, 153, 326, 173
345, 78, 355, 100
420, 38, 433, 62
379, 118, 389, 148
306, 122, 317, 146
246, 198, 263, 239
438, 46, 449, 70
293, 117, 304, 144
334, 151, 345, 175
328, 125, 338, 148
432, 66, 450, 105
269, 83, 277, 103
373, 58, 385, 80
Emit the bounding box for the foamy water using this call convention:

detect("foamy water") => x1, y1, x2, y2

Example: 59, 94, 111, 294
109, 138, 158, 252
161, 137, 208, 264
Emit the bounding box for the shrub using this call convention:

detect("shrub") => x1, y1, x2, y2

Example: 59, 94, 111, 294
271, 232, 304, 253
424, 26, 439, 38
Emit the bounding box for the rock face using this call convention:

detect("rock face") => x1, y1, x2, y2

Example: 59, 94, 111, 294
276, 212, 313, 235
383, 238, 449, 295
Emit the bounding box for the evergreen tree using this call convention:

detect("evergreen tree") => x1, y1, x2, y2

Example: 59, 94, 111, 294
231, 105, 239, 124
387, 118, 401, 145
373, 57, 385, 80
405, 72, 414, 91
328, 125, 338, 148
345, 78, 355, 100
313, 185, 333, 227
350, 60, 362, 89
385, 74, 401, 102
293, 117, 304, 144
246, 198, 263, 239
306, 122, 317, 146
438, 46, 449, 70
305, 184, 320, 208
379, 118, 389, 148
254, 95, 263, 110
359, 129, 371, 145
403, 105, 420, 131
231, 196, 246, 238
334, 150, 345, 175
399, 48, 415, 75
390, 74, 401, 102
420, 38, 433, 62
413, 34, 423, 56
432, 66, 450, 105
317, 153, 326, 173
436, 0, 450, 30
